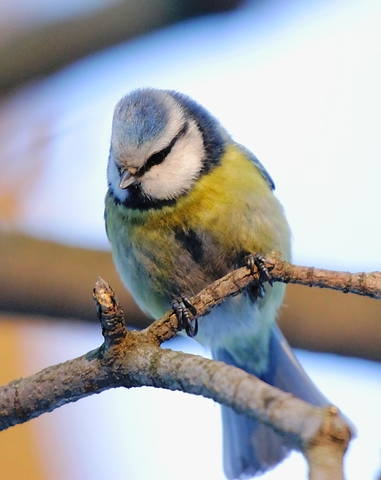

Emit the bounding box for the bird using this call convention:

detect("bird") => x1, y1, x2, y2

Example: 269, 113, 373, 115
104, 88, 328, 479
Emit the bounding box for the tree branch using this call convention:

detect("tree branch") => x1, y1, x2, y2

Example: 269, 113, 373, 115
2, 233, 380, 361
147, 254, 381, 344
1, 256, 370, 478
270, 258, 381, 299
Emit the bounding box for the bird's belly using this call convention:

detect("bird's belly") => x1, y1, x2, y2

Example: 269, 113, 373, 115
196, 282, 285, 350
196, 293, 258, 346
111, 230, 234, 320
111, 221, 286, 350
111, 239, 172, 319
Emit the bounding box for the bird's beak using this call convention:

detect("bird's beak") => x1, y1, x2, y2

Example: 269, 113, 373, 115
119, 170, 137, 189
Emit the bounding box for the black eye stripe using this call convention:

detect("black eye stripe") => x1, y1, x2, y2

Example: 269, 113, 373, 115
137, 122, 188, 177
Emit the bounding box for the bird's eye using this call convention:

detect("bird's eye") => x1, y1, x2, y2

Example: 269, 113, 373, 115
138, 122, 188, 177
145, 145, 172, 169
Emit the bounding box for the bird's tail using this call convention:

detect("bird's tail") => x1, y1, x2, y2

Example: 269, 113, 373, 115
212, 324, 328, 479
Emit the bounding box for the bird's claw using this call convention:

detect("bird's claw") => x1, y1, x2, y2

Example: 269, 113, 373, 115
172, 296, 198, 337
245, 254, 274, 298
246, 254, 274, 285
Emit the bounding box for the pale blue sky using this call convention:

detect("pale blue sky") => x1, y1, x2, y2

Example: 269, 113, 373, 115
14, 0, 381, 272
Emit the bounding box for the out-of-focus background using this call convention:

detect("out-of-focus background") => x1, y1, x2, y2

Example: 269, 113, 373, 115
0, 0, 380, 479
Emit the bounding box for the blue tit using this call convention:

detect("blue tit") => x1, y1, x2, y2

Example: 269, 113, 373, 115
105, 88, 328, 479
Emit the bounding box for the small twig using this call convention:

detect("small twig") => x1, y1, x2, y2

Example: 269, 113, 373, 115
93, 277, 127, 347
269, 257, 381, 299
147, 254, 381, 344
0, 255, 369, 478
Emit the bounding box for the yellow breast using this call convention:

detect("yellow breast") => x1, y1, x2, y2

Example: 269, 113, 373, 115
136, 143, 290, 258
105, 143, 291, 319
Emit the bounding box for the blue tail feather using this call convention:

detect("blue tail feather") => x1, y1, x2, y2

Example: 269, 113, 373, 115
212, 324, 328, 479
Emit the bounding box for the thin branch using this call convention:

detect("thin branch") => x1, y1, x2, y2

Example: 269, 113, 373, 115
147, 254, 381, 344
2, 233, 380, 361
270, 257, 381, 299
0, 256, 367, 478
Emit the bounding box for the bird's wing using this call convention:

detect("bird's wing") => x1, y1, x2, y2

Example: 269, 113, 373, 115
235, 143, 275, 191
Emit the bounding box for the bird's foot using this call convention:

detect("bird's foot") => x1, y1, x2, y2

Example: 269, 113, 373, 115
245, 253, 274, 298
172, 296, 198, 337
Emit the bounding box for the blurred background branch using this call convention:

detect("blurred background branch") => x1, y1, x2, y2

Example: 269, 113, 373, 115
1, 232, 380, 362
0, 0, 241, 95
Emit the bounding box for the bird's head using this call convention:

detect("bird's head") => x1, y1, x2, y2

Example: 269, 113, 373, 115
107, 88, 226, 207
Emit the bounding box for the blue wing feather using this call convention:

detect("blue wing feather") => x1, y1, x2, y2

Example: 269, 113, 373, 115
235, 143, 275, 190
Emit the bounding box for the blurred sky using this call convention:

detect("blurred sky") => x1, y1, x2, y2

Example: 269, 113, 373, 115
1, 0, 381, 478
2, 0, 380, 271
0, 0, 117, 39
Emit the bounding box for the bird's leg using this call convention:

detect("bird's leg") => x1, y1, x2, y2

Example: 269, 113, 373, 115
245, 253, 274, 299
172, 296, 198, 337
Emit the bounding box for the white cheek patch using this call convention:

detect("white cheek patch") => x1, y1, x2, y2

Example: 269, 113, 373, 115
141, 120, 204, 200
107, 159, 129, 203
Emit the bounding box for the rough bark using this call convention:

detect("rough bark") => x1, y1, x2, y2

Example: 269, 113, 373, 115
0, 256, 365, 478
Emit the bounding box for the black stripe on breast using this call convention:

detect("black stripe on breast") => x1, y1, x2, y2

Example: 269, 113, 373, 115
175, 228, 204, 264
109, 186, 177, 210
